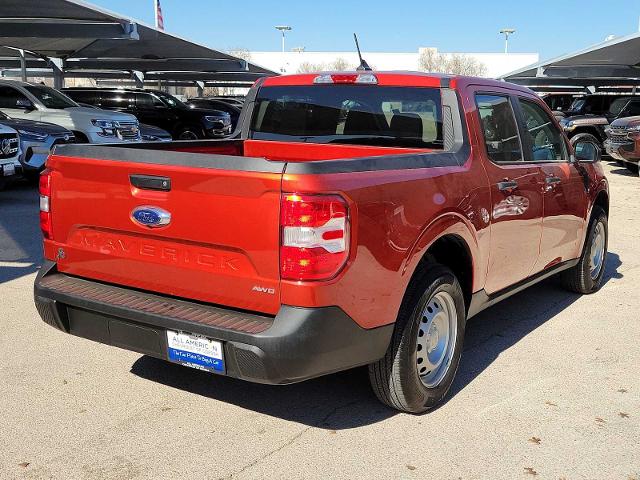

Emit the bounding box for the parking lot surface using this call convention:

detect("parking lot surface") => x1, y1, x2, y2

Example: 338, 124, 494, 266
1, 161, 638, 480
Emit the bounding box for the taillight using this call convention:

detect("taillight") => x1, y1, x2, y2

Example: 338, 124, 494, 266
280, 193, 350, 281
39, 169, 53, 239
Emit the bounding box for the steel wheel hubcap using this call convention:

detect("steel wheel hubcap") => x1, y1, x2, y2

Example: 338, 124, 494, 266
416, 291, 458, 388
589, 222, 606, 280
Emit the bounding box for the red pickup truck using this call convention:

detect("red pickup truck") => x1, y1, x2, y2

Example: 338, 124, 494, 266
35, 72, 609, 413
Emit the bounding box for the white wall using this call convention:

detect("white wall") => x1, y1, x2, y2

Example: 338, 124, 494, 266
250, 48, 539, 79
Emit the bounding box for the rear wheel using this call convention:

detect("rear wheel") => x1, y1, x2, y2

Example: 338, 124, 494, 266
368, 264, 466, 413
561, 206, 608, 294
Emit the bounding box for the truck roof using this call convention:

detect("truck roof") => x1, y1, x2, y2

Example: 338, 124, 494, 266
261, 71, 534, 94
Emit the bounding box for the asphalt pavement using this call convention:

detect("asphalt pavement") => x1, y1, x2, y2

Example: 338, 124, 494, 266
0, 161, 638, 480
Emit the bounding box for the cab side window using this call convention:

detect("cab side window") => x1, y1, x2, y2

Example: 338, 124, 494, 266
0, 86, 31, 109
518, 99, 568, 162
136, 93, 165, 109
625, 100, 640, 117
476, 94, 523, 164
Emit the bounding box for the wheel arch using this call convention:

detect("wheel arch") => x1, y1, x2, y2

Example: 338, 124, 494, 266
593, 188, 609, 217
401, 215, 480, 314
570, 126, 605, 144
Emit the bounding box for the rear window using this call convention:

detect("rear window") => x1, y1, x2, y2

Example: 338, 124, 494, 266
250, 85, 443, 148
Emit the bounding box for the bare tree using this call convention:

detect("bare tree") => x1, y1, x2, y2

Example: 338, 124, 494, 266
418, 48, 445, 73
227, 48, 252, 62
446, 53, 487, 76
418, 49, 486, 77
297, 61, 328, 73
328, 57, 352, 71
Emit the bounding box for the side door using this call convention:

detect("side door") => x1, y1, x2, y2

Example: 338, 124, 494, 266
134, 93, 171, 131
0, 85, 41, 121
474, 92, 545, 294
99, 91, 136, 115
515, 97, 587, 270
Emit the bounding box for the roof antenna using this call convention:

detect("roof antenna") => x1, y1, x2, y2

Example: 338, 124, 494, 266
353, 33, 372, 71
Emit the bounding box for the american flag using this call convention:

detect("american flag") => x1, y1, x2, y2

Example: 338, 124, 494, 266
154, 0, 164, 31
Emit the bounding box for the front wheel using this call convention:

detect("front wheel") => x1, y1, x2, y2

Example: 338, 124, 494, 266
561, 206, 608, 294
175, 126, 202, 140
368, 264, 466, 413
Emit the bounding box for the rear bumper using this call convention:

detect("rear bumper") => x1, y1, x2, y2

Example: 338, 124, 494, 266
34, 261, 392, 384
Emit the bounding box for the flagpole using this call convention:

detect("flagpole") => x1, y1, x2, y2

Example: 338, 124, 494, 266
154, 0, 159, 29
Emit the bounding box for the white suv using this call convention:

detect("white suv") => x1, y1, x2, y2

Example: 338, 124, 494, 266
0, 123, 21, 189
0, 80, 140, 143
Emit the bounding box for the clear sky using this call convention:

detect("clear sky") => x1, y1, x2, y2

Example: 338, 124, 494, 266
90, 0, 640, 61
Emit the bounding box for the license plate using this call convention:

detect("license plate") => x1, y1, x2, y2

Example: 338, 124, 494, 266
2, 163, 15, 176
166, 330, 224, 373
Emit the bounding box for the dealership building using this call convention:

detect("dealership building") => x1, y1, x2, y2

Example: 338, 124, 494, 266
249, 48, 539, 78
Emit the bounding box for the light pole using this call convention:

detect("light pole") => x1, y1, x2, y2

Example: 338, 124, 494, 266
500, 28, 515, 54
275, 25, 292, 73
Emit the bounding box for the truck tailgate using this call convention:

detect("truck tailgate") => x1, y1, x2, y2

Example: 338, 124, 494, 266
46, 145, 285, 315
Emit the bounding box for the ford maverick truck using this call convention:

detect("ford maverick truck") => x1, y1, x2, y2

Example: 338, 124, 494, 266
34, 72, 609, 413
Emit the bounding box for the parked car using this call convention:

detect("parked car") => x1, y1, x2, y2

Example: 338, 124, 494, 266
76, 102, 172, 142
211, 96, 245, 107
541, 93, 579, 117
63, 88, 232, 140
0, 111, 73, 178
604, 116, 640, 173
560, 95, 640, 147
0, 80, 140, 144
139, 123, 173, 142
186, 97, 241, 130
564, 94, 626, 117
35, 72, 609, 414
0, 123, 22, 189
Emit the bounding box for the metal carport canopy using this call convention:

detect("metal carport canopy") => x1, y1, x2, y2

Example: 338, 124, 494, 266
500, 31, 640, 91
0, 0, 275, 86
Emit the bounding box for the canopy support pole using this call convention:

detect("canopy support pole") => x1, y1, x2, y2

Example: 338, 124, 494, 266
19, 49, 27, 82
50, 58, 64, 89
132, 70, 144, 88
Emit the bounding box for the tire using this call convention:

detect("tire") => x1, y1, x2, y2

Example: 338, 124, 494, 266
561, 206, 608, 294
626, 162, 639, 174
569, 132, 601, 150
71, 131, 89, 144
175, 126, 202, 140
368, 264, 466, 413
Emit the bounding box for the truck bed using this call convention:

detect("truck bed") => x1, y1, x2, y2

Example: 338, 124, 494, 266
45, 139, 430, 316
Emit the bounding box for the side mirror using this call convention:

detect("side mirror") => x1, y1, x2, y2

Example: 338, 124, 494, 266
574, 140, 601, 163
15, 98, 34, 110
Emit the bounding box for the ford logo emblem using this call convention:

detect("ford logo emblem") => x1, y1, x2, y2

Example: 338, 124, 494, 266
131, 206, 171, 228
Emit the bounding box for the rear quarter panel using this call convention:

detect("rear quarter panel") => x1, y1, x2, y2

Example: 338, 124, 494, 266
281, 151, 491, 329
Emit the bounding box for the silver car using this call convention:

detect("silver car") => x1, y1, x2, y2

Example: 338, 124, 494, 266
0, 111, 74, 177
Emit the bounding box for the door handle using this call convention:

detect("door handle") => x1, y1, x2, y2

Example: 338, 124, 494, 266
545, 176, 561, 185
497, 180, 518, 192
544, 176, 561, 192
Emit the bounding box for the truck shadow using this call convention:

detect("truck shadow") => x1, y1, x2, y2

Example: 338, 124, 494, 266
0, 182, 42, 285
449, 251, 622, 402
131, 252, 622, 428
